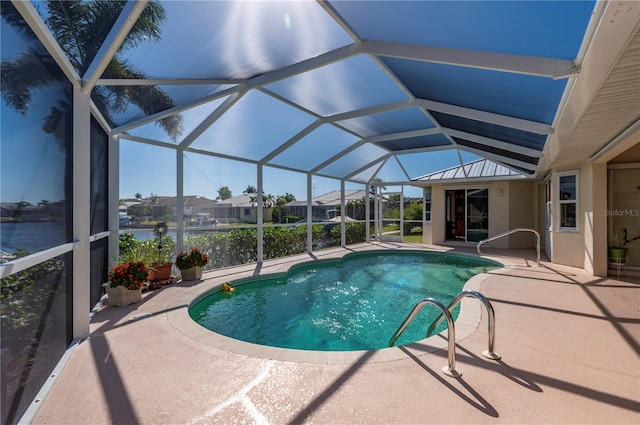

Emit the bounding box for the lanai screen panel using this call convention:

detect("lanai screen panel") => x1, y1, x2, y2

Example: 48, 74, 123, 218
121, 1, 353, 79
403, 150, 480, 179
264, 55, 409, 117
125, 97, 230, 144
318, 144, 388, 179
329, 1, 593, 56
79, 0, 596, 180
430, 112, 548, 151
269, 124, 360, 172
337, 107, 436, 139
110, 85, 235, 133
190, 90, 316, 161
375, 158, 409, 183
376, 134, 452, 152
389, 60, 568, 123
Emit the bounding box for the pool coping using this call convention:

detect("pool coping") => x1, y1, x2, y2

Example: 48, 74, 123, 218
166, 249, 517, 365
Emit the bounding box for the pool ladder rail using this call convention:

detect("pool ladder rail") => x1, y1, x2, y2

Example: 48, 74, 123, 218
477, 227, 541, 266
388, 290, 500, 378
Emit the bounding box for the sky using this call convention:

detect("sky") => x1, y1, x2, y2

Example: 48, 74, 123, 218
114, 0, 485, 202
5, 0, 586, 204
1, 17, 69, 205
118, 139, 456, 201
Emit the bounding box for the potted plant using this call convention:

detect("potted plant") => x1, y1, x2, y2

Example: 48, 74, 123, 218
608, 228, 640, 263
146, 222, 175, 282
176, 248, 208, 281
103, 261, 148, 307
117, 231, 174, 284
143, 241, 174, 282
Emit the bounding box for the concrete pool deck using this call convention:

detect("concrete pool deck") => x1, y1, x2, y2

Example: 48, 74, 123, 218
30, 242, 639, 424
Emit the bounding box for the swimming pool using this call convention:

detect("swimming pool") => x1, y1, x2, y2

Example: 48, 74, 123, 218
189, 250, 501, 351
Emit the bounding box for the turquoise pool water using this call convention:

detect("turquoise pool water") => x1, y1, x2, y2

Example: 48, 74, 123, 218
189, 250, 500, 351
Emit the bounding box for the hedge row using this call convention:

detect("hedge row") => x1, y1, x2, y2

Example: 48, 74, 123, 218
184, 223, 368, 270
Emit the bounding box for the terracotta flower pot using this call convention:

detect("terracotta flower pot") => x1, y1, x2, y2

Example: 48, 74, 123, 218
180, 266, 202, 281
103, 283, 142, 307
149, 263, 173, 281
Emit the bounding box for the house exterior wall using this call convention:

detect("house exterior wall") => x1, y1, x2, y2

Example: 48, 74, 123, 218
546, 162, 605, 272
423, 181, 538, 250
551, 229, 584, 268
419, 176, 619, 263
487, 185, 508, 248
606, 163, 640, 274
423, 186, 445, 244
241, 207, 273, 223
420, 139, 637, 274
584, 163, 607, 275
507, 181, 537, 248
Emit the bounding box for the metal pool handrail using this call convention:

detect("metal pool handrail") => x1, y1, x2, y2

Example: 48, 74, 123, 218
427, 290, 501, 360
388, 298, 461, 378
477, 227, 540, 266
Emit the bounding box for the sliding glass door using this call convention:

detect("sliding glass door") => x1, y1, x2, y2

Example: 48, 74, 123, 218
445, 188, 489, 242
466, 189, 489, 242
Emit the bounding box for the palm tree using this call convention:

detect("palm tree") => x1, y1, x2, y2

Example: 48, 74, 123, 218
280, 192, 296, 203
1, 1, 182, 140
263, 194, 275, 208
248, 192, 275, 223
274, 193, 295, 222
243, 185, 257, 194
369, 178, 386, 193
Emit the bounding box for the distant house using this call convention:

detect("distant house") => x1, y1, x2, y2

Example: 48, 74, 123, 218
285, 189, 375, 221
160, 195, 216, 223
123, 198, 165, 221
0, 201, 59, 221
0, 202, 19, 219
123, 196, 215, 223
205, 194, 273, 224
120, 200, 140, 218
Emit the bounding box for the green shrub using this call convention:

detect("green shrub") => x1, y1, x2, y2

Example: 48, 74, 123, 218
283, 215, 303, 223
118, 232, 139, 253
180, 222, 367, 271
118, 233, 175, 267
329, 222, 367, 246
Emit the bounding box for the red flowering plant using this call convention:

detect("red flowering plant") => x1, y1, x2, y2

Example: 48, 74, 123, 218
175, 248, 209, 270
108, 261, 148, 290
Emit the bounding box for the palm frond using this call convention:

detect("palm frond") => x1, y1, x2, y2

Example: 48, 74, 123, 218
43, 102, 72, 144
90, 0, 166, 52
46, 0, 92, 72
1, 2, 37, 40
3, 0, 181, 140
103, 59, 183, 140
1, 49, 62, 114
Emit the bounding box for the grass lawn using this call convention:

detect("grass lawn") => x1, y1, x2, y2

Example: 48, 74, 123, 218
403, 234, 423, 243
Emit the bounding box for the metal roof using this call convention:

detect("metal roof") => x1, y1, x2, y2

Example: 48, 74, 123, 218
413, 159, 524, 183
15, 0, 640, 185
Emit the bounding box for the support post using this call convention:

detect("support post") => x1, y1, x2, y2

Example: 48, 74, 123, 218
257, 164, 264, 263
73, 86, 91, 338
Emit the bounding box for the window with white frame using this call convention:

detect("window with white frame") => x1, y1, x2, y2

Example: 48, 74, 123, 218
424, 187, 432, 222
545, 176, 551, 231
558, 172, 578, 230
